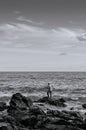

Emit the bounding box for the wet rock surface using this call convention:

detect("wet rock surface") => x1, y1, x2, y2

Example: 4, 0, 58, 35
37, 96, 66, 107
0, 93, 86, 130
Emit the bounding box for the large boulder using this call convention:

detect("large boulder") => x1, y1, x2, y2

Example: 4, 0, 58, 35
37, 97, 49, 103
37, 97, 66, 107
10, 93, 32, 108
7, 93, 32, 115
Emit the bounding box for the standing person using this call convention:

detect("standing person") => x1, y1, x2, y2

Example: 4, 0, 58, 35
47, 83, 52, 98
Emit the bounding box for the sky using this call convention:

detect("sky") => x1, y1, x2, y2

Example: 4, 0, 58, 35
0, 0, 86, 71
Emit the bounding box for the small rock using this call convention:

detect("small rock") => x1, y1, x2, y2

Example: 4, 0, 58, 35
70, 107, 74, 110
82, 104, 86, 109
0, 102, 7, 111
59, 98, 66, 103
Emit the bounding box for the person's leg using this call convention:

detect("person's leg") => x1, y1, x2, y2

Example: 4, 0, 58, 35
50, 91, 52, 98
48, 91, 51, 98
47, 91, 49, 98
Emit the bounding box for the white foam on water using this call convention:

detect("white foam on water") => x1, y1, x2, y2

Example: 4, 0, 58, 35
0, 92, 13, 97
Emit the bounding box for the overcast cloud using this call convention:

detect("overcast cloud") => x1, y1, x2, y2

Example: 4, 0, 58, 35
0, 0, 86, 71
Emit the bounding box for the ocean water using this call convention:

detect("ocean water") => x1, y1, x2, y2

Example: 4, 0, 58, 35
0, 72, 86, 114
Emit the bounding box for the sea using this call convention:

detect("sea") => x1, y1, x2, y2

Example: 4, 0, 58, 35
0, 72, 86, 114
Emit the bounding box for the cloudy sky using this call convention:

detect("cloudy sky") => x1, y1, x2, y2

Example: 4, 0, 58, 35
0, 0, 86, 71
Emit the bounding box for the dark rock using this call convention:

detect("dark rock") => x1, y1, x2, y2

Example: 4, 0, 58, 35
9, 108, 30, 121
20, 105, 46, 128
37, 97, 66, 107
0, 123, 13, 130
20, 115, 37, 128
29, 105, 45, 116
2, 115, 18, 130
62, 110, 83, 120
18, 128, 29, 130
62, 110, 82, 119
46, 109, 84, 129
44, 124, 65, 130
7, 93, 32, 115
59, 98, 66, 103
70, 107, 74, 110
0, 117, 4, 122
0, 102, 7, 111
48, 98, 64, 106
47, 110, 71, 120
43, 116, 70, 125
3, 115, 16, 123
4, 93, 85, 130
78, 123, 86, 130
82, 104, 86, 109
20, 106, 46, 128
44, 124, 83, 130
47, 110, 61, 117
10, 93, 32, 108
37, 97, 49, 103
69, 111, 82, 118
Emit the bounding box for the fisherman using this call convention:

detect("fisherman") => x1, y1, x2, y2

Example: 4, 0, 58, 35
47, 83, 52, 98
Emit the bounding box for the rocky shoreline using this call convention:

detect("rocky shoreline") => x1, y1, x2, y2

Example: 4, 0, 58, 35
0, 93, 86, 130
